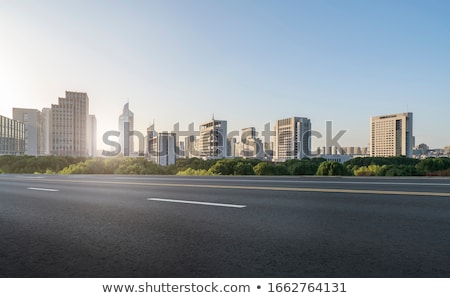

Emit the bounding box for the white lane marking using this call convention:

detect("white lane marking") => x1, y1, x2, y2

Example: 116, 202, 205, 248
27, 187, 59, 192
114, 177, 450, 187
147, 198, 247, 208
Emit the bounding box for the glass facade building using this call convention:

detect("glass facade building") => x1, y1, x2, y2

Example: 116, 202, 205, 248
0, 115, 25, 155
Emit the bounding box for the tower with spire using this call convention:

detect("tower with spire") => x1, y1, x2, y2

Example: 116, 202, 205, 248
118, 102, 134, 156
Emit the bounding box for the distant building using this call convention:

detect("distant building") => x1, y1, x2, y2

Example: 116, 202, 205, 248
321, 154, 353, 163
232, 127, 264, 159
413, 143, 430, 157
119, 103, 134, 156
148, 132, 176, 166
13, 108, 42, 156
41, 108, 51, 155
0, 114, 25, 156
241, 127, 256, 143
318, 146, 369, 157
370, 112, 413, 157
228, 137, 237, 158
274, 117, 311, 162
445, 146, 450, 155
87, 115, 97, 157
51, 91, 89, 156
184, 135, 197, 158
264, 141, 274, 160
198, 118, 227, 159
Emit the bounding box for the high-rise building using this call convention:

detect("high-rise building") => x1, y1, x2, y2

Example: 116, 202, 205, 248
148, 132, 176, 166
198, 118, 227, 159
0, 114, 25, 156
233, 127, 264, 159
13, 108, 42, 156
87, 115, 97, 157
274, 117, 311, 162
50, 91, 89, 156
370, 112, 413, 157
119, 103, 134, 156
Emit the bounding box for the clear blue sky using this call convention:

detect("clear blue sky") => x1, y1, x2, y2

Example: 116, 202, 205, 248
1, 0, 449, 149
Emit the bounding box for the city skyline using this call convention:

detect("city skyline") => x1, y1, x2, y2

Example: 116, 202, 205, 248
1, 1, 449, 149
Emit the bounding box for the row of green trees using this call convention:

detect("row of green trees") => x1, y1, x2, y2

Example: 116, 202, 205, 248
177, 158, 329, 176
346, 157, 450, 176
1, 155, 450, 176
0, 155, 86, 174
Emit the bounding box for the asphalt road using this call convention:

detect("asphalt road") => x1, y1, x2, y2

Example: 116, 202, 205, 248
1, 174, 450, 277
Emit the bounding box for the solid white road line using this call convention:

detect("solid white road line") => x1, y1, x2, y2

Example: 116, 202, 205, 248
27, 187, 59, 192
147, 198, 247, 208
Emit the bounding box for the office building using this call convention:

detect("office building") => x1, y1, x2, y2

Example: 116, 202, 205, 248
148, 132, 176, 166
370, 112, 413, 157
0, 114, 25, 155
198, 118, 227, 159
274, 117, 311, 162
51, 91, 89, 156
13, 108, 42, 156
119, 103, 134, 156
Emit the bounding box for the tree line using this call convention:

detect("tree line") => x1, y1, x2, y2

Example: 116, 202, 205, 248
1, 155, 449, 176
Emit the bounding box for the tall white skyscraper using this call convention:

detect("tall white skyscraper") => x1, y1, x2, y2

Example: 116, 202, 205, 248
119, 103, 134, 156
198, 118, 227, 159
370, 112, 413, 157
13, 108, 42, 156
50, 91, 89, 156
274, 117, 311, 162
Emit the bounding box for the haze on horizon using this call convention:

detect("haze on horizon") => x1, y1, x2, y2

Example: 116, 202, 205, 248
1, 0, 449, 149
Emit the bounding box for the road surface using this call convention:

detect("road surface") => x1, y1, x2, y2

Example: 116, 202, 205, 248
1, 174, 449, 277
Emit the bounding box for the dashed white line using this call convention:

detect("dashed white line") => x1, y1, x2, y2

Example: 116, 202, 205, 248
147, 198, 247, 208
27, 187, 59, 192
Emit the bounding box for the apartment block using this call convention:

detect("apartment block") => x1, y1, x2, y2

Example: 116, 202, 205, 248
198, 118, 227, 159
370, 112, 413, 157
274, 117, 311, 161
51, 91, 89, 156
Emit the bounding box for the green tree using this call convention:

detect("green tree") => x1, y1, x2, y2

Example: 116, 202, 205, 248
354, 165, 382, 176
289, 161, 318, 175
234, 161, 255, 175
274, 164, 290, 175
416, 158, 450, 173
208, 159, 237, 175
175, 158, 216, 171
176, 168, 211, 175
253, 162, 275, 175
316, 161, 347, 176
